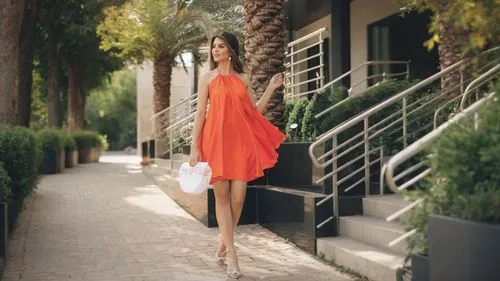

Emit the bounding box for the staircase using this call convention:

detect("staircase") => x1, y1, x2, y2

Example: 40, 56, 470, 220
318, 195, 408, 281
309, 46, 500, 281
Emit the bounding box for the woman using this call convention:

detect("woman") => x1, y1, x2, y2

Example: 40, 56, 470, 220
189, 32, 285, 279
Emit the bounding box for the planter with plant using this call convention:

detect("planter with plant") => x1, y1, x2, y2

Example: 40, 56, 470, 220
0, 126, 41, 233
73, 131, 103, 164
61, 132, 78, 168
403, 96, 500, 281
37, 129, 65, 174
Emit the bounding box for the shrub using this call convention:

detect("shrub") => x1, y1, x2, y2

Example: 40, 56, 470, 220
285, 98, 310, 141
0, 126, 42, 200
60, 131, 76, 151
37, 128, 64, 151
404, 95, 500, 256
0, 163, 11, 205
72, 131, 103, 150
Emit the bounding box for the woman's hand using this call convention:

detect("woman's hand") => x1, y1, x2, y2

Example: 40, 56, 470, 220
189, 147, 200, 167
268, 73, 284, 91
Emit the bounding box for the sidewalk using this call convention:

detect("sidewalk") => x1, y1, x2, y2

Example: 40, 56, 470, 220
2, 153, 353, 281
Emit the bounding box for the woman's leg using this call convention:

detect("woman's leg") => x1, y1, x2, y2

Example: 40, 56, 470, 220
230, 180, 247, 228
213, 180, 233, 259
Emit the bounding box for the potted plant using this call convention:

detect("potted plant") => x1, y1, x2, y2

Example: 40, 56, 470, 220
404, 95, 500, 281
62, 132, 78, 168
73, 131, 95, 164
0, 126, 41, 234
90, 134, 107, 163
37, 128, 65, 174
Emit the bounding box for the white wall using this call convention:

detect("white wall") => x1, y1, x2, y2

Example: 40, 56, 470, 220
350, 0, 401, 91
136, 62, 195, 155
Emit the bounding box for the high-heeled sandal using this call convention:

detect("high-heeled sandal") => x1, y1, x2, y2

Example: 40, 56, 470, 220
224, 245, 242, 279
215, 234, 226, 266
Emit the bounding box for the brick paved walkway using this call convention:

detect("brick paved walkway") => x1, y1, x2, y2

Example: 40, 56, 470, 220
2, 153, 353, 281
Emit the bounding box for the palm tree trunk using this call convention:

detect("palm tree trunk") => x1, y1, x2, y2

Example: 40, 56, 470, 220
67, 63, 85, 130
47, 24, 62, 127
153, 55, 173, 113
17, 0, 37, 127
244, 0, 286, 130
436, 5, 469, 97
0, 0, 24, 125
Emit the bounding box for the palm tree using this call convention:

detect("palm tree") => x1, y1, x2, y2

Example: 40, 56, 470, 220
243, 0, 286, 130
98, 0, 212, 114
0, 0, 25, 125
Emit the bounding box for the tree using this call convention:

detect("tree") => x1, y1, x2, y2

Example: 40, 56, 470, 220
56, 0, 123, 130
0, 0, 25, 125
98, 0, 212, 114
399, 0, 500, 92
244, 0, 287, 130
86, 70, 137, 150
18, 0, 38, 127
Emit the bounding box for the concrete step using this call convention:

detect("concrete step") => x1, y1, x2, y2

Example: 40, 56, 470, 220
317, 236, 404, 281
362, 195, 411, 221
339, 215, 406, 255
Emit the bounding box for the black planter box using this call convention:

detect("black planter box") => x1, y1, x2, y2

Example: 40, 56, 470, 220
256, 186, 335, 254
41, 149, 65, 174
266, 142, 326, 190
65, 149, 78, 168
411, 254, 429, 281
429, 215, 500, 281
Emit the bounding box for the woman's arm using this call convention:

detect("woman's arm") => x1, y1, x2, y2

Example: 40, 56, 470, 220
244, 73, 283, 114
189, 74, 210, 166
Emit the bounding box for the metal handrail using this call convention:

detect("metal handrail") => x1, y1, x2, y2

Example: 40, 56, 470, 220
308, 46, 499, 230
287, 27, 326, 48
459, 63, 500, 110
309, 57, 462, 168
308, 44, 500, 167
150, 94, 197, 120
285, 28, 326, 100
318, 60, 409, 94
383, 66, 499, 248
314, 61, 410, 118
433, 62, 500, 128
382, 91, 495, 248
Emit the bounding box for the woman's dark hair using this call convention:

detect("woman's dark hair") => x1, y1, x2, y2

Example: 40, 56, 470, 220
210, 32, 244, 73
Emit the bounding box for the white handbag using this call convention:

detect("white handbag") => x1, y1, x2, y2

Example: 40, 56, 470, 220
178, 162, 212, 194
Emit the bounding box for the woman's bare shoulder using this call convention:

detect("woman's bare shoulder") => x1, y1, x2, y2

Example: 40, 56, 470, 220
236, 72, 251, 86
200, 70, 219, 85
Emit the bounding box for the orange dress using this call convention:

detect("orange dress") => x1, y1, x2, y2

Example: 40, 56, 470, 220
198, 74, 286, 184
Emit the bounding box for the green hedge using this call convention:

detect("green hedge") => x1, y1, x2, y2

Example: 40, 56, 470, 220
0, 126, 42, 200
37, 128, 64, 151
404, 94, 500, 256
0, 163, 11, 205
72, 131, 103, 150
284, 79, 415, 142
285, 98, 309, 141
60, 131, 77, 151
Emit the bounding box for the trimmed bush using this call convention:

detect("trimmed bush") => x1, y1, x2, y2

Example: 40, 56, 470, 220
285, 98, 310, 141
37, 128, 64, 151
0, 126, 42, 200
0, 163, 11, 205
404, 94, 500, 256
61, 131, 76, 151
72, 130, 102, 150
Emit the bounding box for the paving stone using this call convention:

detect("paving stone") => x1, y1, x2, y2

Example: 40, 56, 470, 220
2, 153, 353, 281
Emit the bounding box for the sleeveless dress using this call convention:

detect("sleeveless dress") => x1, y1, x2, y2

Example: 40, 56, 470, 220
198, 74, 286, 184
